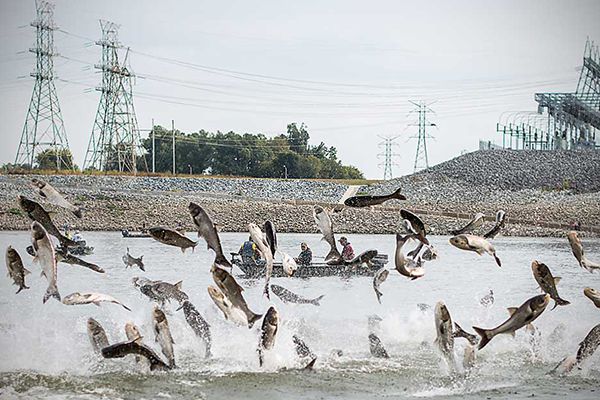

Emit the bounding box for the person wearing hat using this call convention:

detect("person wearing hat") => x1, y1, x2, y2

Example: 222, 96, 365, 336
339, 236, 355, 261
295, 242, 312, 265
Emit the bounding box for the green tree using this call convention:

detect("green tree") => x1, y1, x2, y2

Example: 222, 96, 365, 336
35, 148, 76, 170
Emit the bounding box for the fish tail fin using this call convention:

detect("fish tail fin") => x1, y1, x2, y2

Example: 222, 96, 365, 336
258, 349, 264, 367
248, 313, 263, 329
325, 247, 341, 263
16, 285, 30, 294
304, 357, 317, 370
392, 187, 406, 200
122, 304, 132, 312
311, 294, 325, 306
43, 287, 61, 303
263, 283, 270, 300
493, 253, 502, 267
453, 322, 467, 338
192, 242, 198, 253
473, 326, 492, 350
73, 209, 83, 219
555, 298, 570, 308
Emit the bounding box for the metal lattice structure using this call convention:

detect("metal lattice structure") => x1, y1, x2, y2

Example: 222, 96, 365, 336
83, 20, 147, 173
377, 135, 400, 180
15, 0, 71, 169
498, 39, 599, 150
408, 101, 436, 173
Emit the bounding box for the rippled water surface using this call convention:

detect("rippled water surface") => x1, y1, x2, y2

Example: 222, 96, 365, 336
0, 231, 599, 399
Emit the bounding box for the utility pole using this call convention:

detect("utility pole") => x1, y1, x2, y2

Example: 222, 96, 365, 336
377, 135, 400, 180
15, 0, 71, 169
172, 119, 175, 175
408, 100, 437, 173
84, 20, 147, 173
151, 118, 155, 173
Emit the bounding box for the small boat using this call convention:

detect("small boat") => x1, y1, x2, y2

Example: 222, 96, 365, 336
121, 229, 151, 238
231, 251, 389, 279
57, 240, 94, 256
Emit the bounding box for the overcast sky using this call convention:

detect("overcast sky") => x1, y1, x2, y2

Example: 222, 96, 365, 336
1, 0, 598, 179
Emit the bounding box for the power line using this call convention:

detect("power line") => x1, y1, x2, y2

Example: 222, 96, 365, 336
377, 135, 400, 180
408, 100, 437, 173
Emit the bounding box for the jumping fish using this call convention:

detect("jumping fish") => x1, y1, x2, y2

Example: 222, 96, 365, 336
264, 220, 277, 258
207, 285, 248, 326
453, 322, 479, 346
248, 223, 274, 299
125, 322, 147, 367
177, 300, 212, 358
258, 306, 279, 367
344, 187, 406, 208
188, 202, 231, 269
480, 290, 494, 307
451, 212, 486, 236
368, 333, 389, 358
395, 233, 425, 280
434, 301, 456, 371
31, 178, 82, 218
62, 292, 131, 311
292, 335, 316, 359
449, 234, 501, 267
101, 338, 171, 371
212, 266, 262, 328
137, 280, 188, 305
400, 209, 429, 245
584, 287, 600, 308
373, 268, 389, 304
31, 221, 60, 303
567, 231, 600, 273
270, 284, 324, 306
153, 306, 176, 368
531, 260, 570, 309
87, 318, 109, 354
5, 246, 30, 293
122, 248, 144, 271
313, 205, 342, 264
20, 196, 76, 248
553, 323, 600, 374
148, 226, 198, 253
473, 294, 550, 350
281, 252, 298, 276
27, 245, 104, 274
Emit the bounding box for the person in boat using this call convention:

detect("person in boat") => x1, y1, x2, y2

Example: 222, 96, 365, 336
72, 230, 83, 243
339, 236, 355, 261
295, 242, 312, 265
239, 237, 262, 265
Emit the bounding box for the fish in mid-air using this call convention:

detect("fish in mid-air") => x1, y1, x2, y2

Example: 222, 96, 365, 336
281, 252, 298, 276
270, 284, 324, 306
5, 246, 30, 293
101, 338, 171, 371
531, 260, 570, 309
373, 268, 389, 304
394, 233, 425, 280
248, 223, 274, 299
552, 323, 600, 374
483, 210, 506, 239
31, 177, 82, 218
87, 318, 109, 354
344, 187, 406, 208
400, 209, 429, 245
62, 292, 131, 311
258, 306, 279, 367
313, 205, 342, 264
26, 245, 104, 274
368, 333, 389, 358
212, 266, 262, 328
207, 285, 248, 326
449, 234, 501, 267
189, 202, 231, 269
148, 226, 198, 252
153, 306, 176, 368
473, 294, 550, 350
451, 212, 485, 236
434, 301, 456, 371
31, 221, 60, 303
177, 300, 212, 358
567, 231, 600, 273
480, 290, 494, 307
20, 196, 76, 248
122, 248, 144, 271
584, 287, 600, 308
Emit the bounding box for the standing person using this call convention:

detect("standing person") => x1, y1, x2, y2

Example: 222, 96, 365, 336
239, 237, 261, 265
295, 242, 312, 265
339, 237, 355, 261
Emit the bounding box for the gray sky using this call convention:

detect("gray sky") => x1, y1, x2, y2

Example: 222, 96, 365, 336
1, 0, 598, 179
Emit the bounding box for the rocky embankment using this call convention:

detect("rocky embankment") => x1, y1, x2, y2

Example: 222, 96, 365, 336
1, 149, 598, 237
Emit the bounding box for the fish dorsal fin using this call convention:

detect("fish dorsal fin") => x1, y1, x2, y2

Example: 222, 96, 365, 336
554, 277, 561, 286
174, 280, 183, 290
507, 307, 518, 316
133, 335, 144, 344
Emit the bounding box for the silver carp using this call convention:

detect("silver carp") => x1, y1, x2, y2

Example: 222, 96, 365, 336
368, 333, 389, 358
451, 212, 485, 236
212, 266, 262, 328
137, 279, 188, 305
153, 306, 176, 368
531, 260, 570, 309
188, 202, 231, 269
584, 287, 600, 308
248, 223, 274, 299
473, 294, 550, 350
395, 233, 425, 279
373, 268, 389, 304
434, 301, 456, 370
281, 252, 298, 277
31, 221, 60, 303
125, 321, 147, 367
258, 306, 279, 367
449, 234, 501, 267
87, 318, 109, 354
483, 210, 506, 239
344, 187, 406, 208
122, 248, 144, 271
313, 205, 341, 264
177, 300, 212, 358
207, 285, 248, 326
148, 226, 198, 253
271, 284, 324, 306
26, 245, 104, 274
63, 292, 131, 311
101, 338, 171, 371
5, 246, 30, 293
567, 231, 600, 273
31, 178, 82, 218
554, 323, 600, 374
19, 196, 76, 248
400, 209, 429, 245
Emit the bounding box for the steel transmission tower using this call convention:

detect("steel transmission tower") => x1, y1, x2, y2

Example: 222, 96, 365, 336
15, 0, 71, 169
377, 135, 400, 180
84, 20, 147, 173
408, 101, 436, 173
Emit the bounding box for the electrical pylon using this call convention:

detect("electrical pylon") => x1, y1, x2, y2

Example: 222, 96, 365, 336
15, 0, 71, 169
408, 101, 436, 173
83, 20, 147, 173
377, 135, 400, 180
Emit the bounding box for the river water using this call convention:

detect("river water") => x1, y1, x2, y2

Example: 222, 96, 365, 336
0, 231, 599, 399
